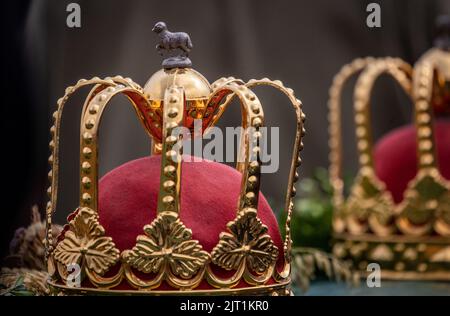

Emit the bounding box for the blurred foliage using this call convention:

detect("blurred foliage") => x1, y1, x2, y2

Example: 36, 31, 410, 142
279, 168, 333, 251
279, 168, 352, 251
276, 168, 359, 294
292, 247, 360, 294
0, 275, 34, 296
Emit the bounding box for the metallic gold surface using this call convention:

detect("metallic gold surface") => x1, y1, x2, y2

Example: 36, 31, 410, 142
211, 209, 278, 273
143, 68, 211, 101
328, 49, 450, 280
45, 67, 305, 295
53, 208, 120, 279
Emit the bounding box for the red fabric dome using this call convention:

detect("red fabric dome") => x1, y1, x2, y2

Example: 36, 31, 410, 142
98, 155, 283, 260
374, 119, 450, 203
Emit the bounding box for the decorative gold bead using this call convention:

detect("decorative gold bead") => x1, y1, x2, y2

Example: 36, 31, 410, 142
420, 153, 434, 165
164, 165, 176, 176
249, 161, 260, 172
355, 113, 365, 124
356, 127, 366, 137
252, 117, 262, 128
247, 93, 256, 101
394, 243, 405, 252
47, 186, 52, 197
169, 96, 179, 103
359, 154, 370, 165
99, 94, 107, 101
395, 262, 405, 271
419, 126, 432, 138
416, 100, 428, 111
48, 155, 53, 164
248, 176, 258, 187
65, 86, 73, 94
357, 140, 368, 151
83, 147, 92, 159
354, 100, 365, 111
273, 80, 282, 86
89, 104, 100, 114
162, 195, 174, 204
419, 140, 432, 151
291, 187, 297, 197
167, 108, 178, 118
245, 192, 256, 201
83, 132, 93, 144
403, 248, 418, 261
416, 243, 427, 252
418, 113, 430, 124
300, 111, 306, 121
82, 161, 91, 173
85, 119, 95, 129
166, 135, 178, 143
253, 131, 262, 140
425, 199, 438, 209
417, 263, 427, 272
418, 87, 429, 98
166, 150, 178, 160
163, 180, 175, 191
251, 104, 260, 114
82, 193, 91, 204
82, 176, 91, 189
166, 122, 178, 129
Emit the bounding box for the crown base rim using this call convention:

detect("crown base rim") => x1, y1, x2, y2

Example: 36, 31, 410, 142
47, 280, 291, 296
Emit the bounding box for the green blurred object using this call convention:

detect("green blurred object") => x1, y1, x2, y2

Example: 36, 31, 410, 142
0, 275, 34, 296
279, 168, 352, 251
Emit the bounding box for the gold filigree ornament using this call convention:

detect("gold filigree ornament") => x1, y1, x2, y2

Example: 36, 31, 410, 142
212, 209, 279, 274
123, 213, 209, 288
53, 208, 120, 280
45, 22, 305, 295
328, 18, 450, 280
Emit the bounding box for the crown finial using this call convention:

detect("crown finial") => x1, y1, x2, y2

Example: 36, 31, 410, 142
152, 21, 193, 69
433, 15, 450, 51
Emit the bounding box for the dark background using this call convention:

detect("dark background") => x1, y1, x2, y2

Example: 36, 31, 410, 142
3, 0, 449, 258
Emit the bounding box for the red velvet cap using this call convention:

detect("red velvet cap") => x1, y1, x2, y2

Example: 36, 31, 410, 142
374, 119, 450, 203
98, 155, 283, 260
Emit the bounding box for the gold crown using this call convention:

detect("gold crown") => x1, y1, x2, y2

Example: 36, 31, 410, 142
44, 22, 306, 295
328, 36, 450, 279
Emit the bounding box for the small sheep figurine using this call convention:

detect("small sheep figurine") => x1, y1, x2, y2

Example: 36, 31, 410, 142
152, 21, 193, 68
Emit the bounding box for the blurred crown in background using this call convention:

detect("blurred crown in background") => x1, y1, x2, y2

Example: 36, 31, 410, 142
44, 22, 306, 295
329, 16, 450, 280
